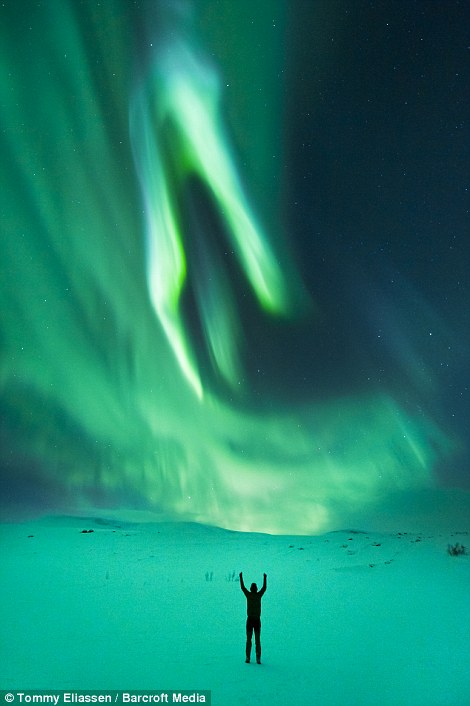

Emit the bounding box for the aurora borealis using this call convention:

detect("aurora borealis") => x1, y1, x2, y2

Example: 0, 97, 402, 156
1, 1, 468, 533
130, 27, 298, 397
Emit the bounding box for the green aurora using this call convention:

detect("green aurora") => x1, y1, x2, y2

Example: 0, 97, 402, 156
0, 1, 461, 533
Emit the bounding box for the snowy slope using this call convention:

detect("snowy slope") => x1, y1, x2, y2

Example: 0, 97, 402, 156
1, 517, 469, 706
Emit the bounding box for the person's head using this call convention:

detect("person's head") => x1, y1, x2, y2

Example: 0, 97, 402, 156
250, 583, 257, 593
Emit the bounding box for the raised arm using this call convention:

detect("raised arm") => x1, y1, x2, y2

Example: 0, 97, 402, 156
239, 571, 249, 597
259, 572, 267, 597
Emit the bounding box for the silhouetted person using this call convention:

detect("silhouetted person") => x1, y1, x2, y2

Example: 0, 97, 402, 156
239, 571, 267, 664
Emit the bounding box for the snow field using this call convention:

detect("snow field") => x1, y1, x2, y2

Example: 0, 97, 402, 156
1, 518, 469, 706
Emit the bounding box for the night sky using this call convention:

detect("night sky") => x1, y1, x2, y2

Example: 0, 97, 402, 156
0, 0, 468, 532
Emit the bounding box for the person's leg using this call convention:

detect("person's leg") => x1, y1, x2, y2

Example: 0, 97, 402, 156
254, 619, 261, 663
245, 619, 253, 662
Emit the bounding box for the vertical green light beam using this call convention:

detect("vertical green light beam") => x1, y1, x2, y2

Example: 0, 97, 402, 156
130, 37, 294, 396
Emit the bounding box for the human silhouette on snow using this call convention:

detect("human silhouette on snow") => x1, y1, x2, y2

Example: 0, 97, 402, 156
239, 571, 267, 664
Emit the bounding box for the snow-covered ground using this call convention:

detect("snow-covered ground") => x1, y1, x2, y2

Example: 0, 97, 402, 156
1, 516, 469, 706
